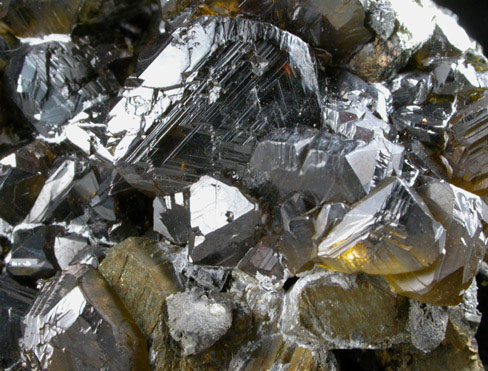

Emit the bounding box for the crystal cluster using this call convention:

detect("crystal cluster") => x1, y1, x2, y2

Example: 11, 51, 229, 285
0, 0, 488, 369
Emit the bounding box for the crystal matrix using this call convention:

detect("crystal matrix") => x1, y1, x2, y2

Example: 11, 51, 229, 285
0, 0, 488, 369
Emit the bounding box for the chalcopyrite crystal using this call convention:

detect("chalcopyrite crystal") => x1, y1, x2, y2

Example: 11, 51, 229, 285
1, 0, 488, 369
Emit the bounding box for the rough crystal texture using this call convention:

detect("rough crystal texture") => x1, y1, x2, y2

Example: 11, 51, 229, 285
230, 334, 337, 371
282, 268, 451, 353
166, 289, 232, 356
19, 264, 150, 370
385, 179, 488, 305
109, 15, 320, 194
99, 237, 183, 339
0, 275, 36, 369
446, 94, 488, 198
249, 128, 403, 204
3, 40, 118, 138
317, 177, 446, 275
348, 0, 436, 81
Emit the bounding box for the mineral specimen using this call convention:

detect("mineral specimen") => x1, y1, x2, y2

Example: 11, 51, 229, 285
0, 0, 487, 369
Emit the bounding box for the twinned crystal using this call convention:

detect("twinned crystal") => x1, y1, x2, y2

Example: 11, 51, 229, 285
0, 0, 488, 369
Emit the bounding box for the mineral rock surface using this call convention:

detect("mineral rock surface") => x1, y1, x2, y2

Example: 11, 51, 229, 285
19, 265, 150, 370
0, 0, 487, 369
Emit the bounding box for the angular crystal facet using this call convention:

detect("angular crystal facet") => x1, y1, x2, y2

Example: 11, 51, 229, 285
3, 40, 118, 138
108, 16, 321, 194
19, 265, 150, 370
249, 128, 403, 203
317, 177, 446, 275
188, 176, 261, 267
386, 180, 488, 305
6, 224, 63, 280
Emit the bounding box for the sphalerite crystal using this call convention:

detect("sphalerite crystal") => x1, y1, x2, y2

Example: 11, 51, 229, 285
1, 0, 488, 369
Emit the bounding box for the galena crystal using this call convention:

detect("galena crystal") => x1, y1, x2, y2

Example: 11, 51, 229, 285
20, 265, 150, 370
108, 15, 320, 194
0, 0, 488, 369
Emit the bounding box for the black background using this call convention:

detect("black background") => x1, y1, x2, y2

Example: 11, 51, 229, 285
434, 0, 488, 55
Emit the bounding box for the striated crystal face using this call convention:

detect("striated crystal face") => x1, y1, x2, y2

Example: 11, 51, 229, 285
109, 16, 321, 193
1, 0, 488, 369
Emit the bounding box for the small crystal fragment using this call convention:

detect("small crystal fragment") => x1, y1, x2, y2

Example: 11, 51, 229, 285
237, 236, 286, 286
389, 72, 433, 108
6, 224, 62, 280
391, 100, 453, 150
53, 233, 88, 270
166, 289, 232, 356
279, 193, 317, 274
153, 192, 190, 245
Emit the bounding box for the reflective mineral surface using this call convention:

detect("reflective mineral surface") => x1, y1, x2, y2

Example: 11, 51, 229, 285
1, 0, 488, 369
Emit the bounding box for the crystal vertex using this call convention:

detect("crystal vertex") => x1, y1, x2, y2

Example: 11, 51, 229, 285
188, 176, 261, 267
317, 177, 446, 275
249, 128, 403, 204
386, 179, 488, 305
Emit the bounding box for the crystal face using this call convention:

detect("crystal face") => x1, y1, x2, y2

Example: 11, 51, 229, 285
109, 16, 320, 194
1, 0, 488, 369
